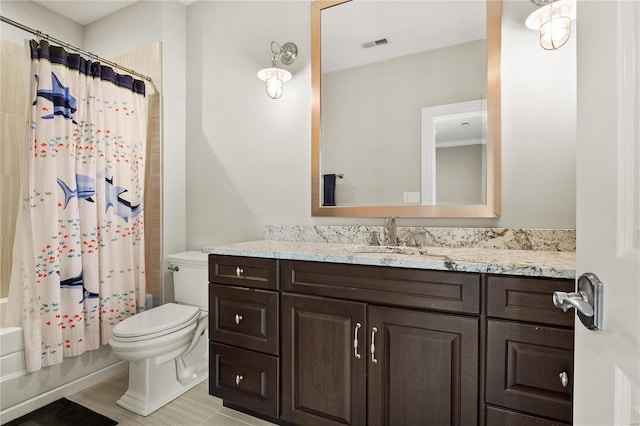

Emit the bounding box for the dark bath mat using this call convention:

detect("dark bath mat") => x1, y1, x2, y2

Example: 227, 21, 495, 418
5, 398, 117, 426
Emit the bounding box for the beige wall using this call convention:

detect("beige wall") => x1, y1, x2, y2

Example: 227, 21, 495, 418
436, 144, 485, 205
321, 40, 485, 206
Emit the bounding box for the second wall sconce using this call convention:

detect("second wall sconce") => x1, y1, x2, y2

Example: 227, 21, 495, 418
525, 0, 576, 50
257, 41, 298, 99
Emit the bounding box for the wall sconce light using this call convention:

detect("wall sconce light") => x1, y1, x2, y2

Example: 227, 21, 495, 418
525, 0, 576, 50
257, 41, 298, 99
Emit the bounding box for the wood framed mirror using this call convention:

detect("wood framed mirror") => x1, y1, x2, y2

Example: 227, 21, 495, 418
311, 0, 502, 218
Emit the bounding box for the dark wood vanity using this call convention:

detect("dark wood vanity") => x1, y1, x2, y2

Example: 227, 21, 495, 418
208, 254, 575, 426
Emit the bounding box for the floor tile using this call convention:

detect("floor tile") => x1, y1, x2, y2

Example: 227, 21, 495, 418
66, 370, 278, 426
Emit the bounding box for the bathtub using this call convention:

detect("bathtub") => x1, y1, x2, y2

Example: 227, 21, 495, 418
0, 299, 128, 424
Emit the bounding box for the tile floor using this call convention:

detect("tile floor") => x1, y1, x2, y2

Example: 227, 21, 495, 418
66, 371, 277, 426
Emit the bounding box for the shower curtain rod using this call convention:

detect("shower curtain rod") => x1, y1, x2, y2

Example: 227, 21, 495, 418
0, 14, 153, 83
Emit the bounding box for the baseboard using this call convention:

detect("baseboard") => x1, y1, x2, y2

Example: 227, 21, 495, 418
0, 360, 127, 425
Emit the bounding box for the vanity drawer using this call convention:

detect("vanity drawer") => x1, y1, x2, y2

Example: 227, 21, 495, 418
209, 284, 279, 355
209, 255, 278, 290
210, 342, 279, 418
281, 260, 480, 314
486, 275, 575, 327
486, 320, 574, 423
486, 406, 571, 426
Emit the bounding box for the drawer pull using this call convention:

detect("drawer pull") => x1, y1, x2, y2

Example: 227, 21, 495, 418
370, 327, 378, 364
559, 371, 569, 388
353, 322, 362, 359
236, 267, 244, 277
235, 314, 243, 325
235, 374, 243, 386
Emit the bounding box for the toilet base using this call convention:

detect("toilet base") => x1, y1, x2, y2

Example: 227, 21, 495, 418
116, 336, 208, 416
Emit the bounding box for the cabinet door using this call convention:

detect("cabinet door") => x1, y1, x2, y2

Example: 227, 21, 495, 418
368, 306, 479, 426
281, 293, 367, 426
486, 320, 573, 423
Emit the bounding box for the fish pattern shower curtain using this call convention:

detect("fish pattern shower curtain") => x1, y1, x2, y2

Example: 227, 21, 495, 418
15, 40, 147, 372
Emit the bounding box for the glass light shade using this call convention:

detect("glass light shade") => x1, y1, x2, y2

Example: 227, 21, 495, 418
539, 15, 571, 49
525, 0, 576, 50
257, 67, 292, 99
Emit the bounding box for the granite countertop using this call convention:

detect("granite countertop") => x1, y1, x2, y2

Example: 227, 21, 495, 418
203, 240, 576, 279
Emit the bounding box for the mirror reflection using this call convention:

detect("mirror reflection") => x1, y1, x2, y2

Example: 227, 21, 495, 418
421, 99, 487, 206
312, 0, 501, 217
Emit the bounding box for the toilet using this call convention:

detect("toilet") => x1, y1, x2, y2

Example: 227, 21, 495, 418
109, 251, 209, 416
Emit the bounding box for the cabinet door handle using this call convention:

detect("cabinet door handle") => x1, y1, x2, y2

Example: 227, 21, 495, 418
370, 327, 378, 364
353, 322, 362, 359
235, 314, 243, 325
235, 374, 243, 386
559, 371, 569, 388
235, 267, 244, 277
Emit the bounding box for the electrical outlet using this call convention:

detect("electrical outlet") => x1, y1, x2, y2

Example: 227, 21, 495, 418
403, 192, 420, 203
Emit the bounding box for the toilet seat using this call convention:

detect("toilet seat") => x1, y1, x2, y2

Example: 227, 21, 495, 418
112, 303, 200, 342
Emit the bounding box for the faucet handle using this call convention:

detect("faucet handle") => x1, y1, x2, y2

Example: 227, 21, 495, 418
369, 231, 380, 246
411, 231, 427, 247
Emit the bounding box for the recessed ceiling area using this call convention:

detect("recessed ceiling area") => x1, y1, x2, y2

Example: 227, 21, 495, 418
32, 0, 197, 26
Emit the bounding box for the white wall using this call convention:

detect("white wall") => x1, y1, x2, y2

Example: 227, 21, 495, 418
0, 1, 83, 46
186, 1, 311, 247
0, 0, 577, 253
500, 0, 576, 229
185, 0, 577, 250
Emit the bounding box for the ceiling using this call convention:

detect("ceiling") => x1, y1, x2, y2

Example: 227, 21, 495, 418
321, 1, 486, 73
33, 0, 196, 26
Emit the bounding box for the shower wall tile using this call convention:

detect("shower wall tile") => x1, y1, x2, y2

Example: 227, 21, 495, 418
1, 113, 26, 176
1, 40, 28, 299
0, 40, 28, 117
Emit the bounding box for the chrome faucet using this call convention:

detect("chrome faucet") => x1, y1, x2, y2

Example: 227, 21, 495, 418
385, 217, 397, 246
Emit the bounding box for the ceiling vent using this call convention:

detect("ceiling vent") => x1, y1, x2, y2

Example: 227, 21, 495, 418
362, 38, 389, 49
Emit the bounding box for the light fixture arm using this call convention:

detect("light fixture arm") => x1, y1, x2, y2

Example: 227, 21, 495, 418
270, 41, 281, 55
270, 41, 298, 66
530, 0, 554, 5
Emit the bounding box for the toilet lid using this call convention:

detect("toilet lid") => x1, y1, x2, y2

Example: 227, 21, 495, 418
112, 303, 200, 340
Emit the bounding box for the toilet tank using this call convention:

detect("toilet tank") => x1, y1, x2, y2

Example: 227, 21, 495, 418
167, 251, 209, 310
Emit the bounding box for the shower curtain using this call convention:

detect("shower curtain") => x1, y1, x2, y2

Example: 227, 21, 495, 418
13, 40, 147, 373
